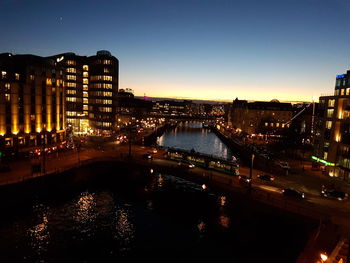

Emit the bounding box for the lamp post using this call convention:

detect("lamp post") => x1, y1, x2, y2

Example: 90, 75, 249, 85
248, 153, 255, 193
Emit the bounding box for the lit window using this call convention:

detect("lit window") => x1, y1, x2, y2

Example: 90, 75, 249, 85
83, 84, 88, 90
67, 97, 77, 102
5, 93, 10, 102
103, 68, 110, 73
5, 83, 10, 91
265, 122, 268, 127
15, 73, 20, 80
83, 105, 88, 110
1, 71, 6, 79
83, 65, 89, 71
67, 60, 75, 66
83, 72, 88, 77
30, 75, 34, 80
83, 98, 88, 104
328, 99, 335, 107
83, 91, 88, 97
83, 78, 88, 84
67, 82, 76, 87
67, 75, 76, 81
66, 68, 76, 73
103, 60, 111, 65
326, 121, 332, 129
67, 90, 76, 95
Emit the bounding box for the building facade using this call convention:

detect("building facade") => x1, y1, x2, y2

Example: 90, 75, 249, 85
0, 53, 66, 154
314, 71, 350, 180
51, 50, 119, 135
231, 98, 293, 135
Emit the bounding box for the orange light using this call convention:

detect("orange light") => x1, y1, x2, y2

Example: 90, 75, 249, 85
320, 253, 328, 262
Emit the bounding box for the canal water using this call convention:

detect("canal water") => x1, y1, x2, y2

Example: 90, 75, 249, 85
0, 163, 314, 263
157, 122, 234, 160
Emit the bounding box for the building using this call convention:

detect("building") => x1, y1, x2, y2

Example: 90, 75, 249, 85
231, 98, 293, 135
51, 50, 119, 135
313, 71, 350, 180
0, 53, 65, 155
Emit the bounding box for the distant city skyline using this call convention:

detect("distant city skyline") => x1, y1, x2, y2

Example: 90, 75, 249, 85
1, 0, 350, 102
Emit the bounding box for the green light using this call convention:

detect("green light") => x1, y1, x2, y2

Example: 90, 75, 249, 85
311, 156, 336, 166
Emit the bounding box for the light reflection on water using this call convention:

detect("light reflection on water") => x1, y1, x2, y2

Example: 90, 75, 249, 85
157, 122, 234, 160
27, 204, 50, 257
114, 206, 135, 253
0, 169, 312, 263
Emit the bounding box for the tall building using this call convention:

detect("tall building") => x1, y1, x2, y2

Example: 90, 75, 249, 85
314, 71, 350, 180
51, 50, 119, 135
0, 53, 65, 154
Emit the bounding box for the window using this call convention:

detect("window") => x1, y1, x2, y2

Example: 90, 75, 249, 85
103, 60, 111, 65
30, 75, 35, 81
67, 111, 77, 116
67, 90, 76, 95
15, 73, 20, 80
83, 98, 88, 104
83, 84, 88, 90
67, 97, 77, 102
83, 72, 88, 77
67, 60, 75, 66
326, 121, 332, 129
341, 89, 345, 96
67, 75, 76, 81
103, 68, 110, 73
5, 94, 10, 102
66, 68, 76, 73
327, 109, 334, 118
83, 91, 88, 97
328, 99, 335, 107
83, 105, 88, 110
83, 78, 88, 84
1, 71, 6, 79
5, 83, 10, 91
83, 65, 89, 71
67, 82, 76, 87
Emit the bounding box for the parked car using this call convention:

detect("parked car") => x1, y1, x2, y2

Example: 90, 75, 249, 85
257, 174, 275, 181
282, 188, 305, 199
321, 188, 348, 201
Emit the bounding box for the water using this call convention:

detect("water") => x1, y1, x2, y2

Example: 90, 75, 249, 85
157, 122, 234, 159
0, 165, 314, 263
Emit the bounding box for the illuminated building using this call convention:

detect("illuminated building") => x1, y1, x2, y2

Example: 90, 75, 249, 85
51, 50, 119, 134
231, 98, 293, 135
0, 53, 65, 153
313, 71, 350, 180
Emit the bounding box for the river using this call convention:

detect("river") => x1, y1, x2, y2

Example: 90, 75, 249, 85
0, 161, 314, 262
157, 122, 235, 160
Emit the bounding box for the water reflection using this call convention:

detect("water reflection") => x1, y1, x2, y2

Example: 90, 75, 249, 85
27, 204, 50, 257
115, 206, 135, 253
73, 192, 97, 237
158, 122, 234, 159
218, 215, 231, 229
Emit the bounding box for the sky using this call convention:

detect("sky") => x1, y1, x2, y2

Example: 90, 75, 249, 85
1, 0, 350, 102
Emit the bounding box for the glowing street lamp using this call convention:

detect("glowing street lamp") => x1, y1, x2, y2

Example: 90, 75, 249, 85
320, 253, 328, 262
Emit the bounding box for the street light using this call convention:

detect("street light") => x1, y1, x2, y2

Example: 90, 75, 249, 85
320, 253, 328, 262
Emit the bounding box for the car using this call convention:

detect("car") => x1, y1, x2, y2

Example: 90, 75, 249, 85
257, 174, 275, 181
178, 160, 195, 169
321, 189, 348, 201
142, 153, 153, 160
238, 175, 251, 185
282, 188, 305, 199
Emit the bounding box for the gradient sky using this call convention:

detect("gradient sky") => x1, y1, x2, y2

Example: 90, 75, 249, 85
1, 0, 350, 102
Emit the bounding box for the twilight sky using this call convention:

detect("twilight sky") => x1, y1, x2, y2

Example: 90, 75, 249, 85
1, 0, 350, 102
